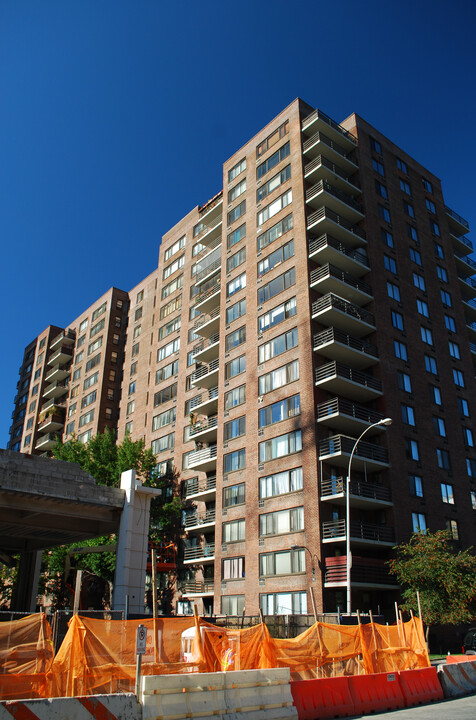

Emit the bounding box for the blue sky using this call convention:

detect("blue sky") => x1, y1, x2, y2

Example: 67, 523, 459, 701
1, 0, 475, 444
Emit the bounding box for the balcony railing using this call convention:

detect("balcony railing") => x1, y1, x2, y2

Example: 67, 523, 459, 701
194, 280, 221, 306
189, 416, 218, 437
317, 397, 384, 425
34, 432, 60, 449
181, 581, 214, 594
302, 108, 357, 144
304, 155, 359, 187
195, 246, 222, 283
191, 359, 219, 382
192, 333, 220, 357
458, 274, 476, 289
50, 329, 75, 350
307, 207, 366, 239
315, 361, 382, 393
319, 434, 389, 465
310, 264, 372, 297
185, 476, 217, 497
306, 180, 363, 214
189, 386, 219, 410
322, 519, 394, 544
184, 509, 216, 528
324, 556, 397, 586
320, 477, 392, 503
454, 251, 476, 269
302, 130, 355, 161
313, 327, 379, 359
311, 294, 375, 327
188, 445, 218, 466
445, 206, 470, 231
198, 191, 223, 217
184, 543, 215, 561
194, 306, 221, 330
308, 234, 369, 267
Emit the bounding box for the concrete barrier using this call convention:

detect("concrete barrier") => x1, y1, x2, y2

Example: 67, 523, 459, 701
437, 658, 476, 698
0, 694, 141, 720
140, 668, 298, 720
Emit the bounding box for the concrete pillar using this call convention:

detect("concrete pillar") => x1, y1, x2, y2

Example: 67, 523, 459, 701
112, 470, 162, 615
11, 550, 42, 612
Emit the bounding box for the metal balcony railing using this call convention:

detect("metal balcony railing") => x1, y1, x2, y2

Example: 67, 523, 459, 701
310, 264, 372, 296
194, 214, 223, 239
319, 434, 389, 465
302, 108, 357, 144
184, 543, 215, 560
181, 581, 215, 594
185, 476, 217, 497
311, 294, 375, 327
322, 520, 394, 543
189, 416, 218, 437
320, 477, 392, 502
307, 207, 366, 239
189, 386, 219, 410
313, 327, 379, 359
445, 206, 470, 231
455, 251, 476, 269
194, 281, 221, 306
458, 275, 476, 288
324, 556, 396, 585
302, 130, 355, 160
191, 359, 219, 382
188, 445, 218, 466
184, 509, 216, 528
192, 333, 220, 358
306, 180, 363, 214
308, 234, 368, 266
317, 397, 384, 425
195, 246, 222, 283
194, 306, 221, 330
315, 361, 382, 393
304, 155, 360, 187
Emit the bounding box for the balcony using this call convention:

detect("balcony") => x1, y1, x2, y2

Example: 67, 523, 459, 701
303, 155, 360, 195
467, 322, 476, 342
310, 264, 372, 306
194, 281, 221, 314
189, 386, 219, 415
318, 434, 389, 471
306, 180, 364, 222
458, 274, 476, 299
454, 250, 476, 276
48, 346, 73, 367
194, 306, 220, 338
302, 130, 358, 173
324, 556, 399, 589
187, 444, 218, 472
450, 232, 473, 257
191, 358, 219, 389
185, 476, 217, 502
308, 234, 369, 276
445, 206, 470, 237
322, 520, 395, 547
316, 397, 384, 434
194, 245, 222, 284
320, 477, 392, 509
189, 415, 218, 443
315, 361, 382, 400
45, 364, 70, 384
184, 509, 216, 532
34, 432, 60, 451
313, 327, 379, 368
192, 333, 220, 364
307, 207, 366, 247
49, 329, 75, 351
462, 298, 476, 322
43, 379, 69, 399
183, 543, 215, 564
195, 215, 223, 248
311, 294, 375, 336
302, 108, 357, 148
181, 581, 214, 597
38, 411, 65, 433
470, 342, 476, 358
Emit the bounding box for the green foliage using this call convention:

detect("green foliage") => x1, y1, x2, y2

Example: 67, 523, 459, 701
388, 530, 476, 625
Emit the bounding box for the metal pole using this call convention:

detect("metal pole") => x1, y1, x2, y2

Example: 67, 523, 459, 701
73, 570, 83, 615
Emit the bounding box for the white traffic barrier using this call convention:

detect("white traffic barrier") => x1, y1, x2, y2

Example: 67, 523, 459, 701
0, 693, 141, 720
140, 667, 298, 720
437, 658, 476, 698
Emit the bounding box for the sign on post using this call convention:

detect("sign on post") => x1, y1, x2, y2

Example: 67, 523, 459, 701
136, 624, 147, 655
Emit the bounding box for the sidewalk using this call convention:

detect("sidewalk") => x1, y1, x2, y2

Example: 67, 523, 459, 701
351, 694, 476, 719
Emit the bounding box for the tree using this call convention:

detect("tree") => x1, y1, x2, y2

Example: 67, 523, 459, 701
388, 530, 476, 626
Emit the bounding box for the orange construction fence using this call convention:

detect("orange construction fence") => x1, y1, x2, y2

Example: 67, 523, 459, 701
0, 613, 430, 699
0, 613, 54, 700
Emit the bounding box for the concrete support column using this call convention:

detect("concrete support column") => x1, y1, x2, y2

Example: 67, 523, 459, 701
11, 550, 42, 612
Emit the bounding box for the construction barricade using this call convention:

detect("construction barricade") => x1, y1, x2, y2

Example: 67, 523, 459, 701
0, 613, 54, 700
291, 676, 354, 719
0, 693, 141, 720
397, 666, 443, 706
437, 657, 476, 697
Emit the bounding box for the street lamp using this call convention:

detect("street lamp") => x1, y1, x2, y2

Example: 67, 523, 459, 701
345, 417, 392, 616
290, 544, 318, 581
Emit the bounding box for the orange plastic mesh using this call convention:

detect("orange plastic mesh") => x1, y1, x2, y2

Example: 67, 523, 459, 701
0, 613, 54, 699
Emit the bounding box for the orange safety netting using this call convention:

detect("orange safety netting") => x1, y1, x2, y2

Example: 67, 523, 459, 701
0, 613, 54, 699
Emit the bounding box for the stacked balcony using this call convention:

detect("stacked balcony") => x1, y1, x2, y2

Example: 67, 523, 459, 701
322, 519, 394, 547
309, 234, 369, 276
183, 543, 215, 564
187, 444, 217, 472
184, 508, 216, 533
35, 432, 61, 451
185, 475, 217, 502
320, 477, 392, 509
318, 434, 389, 472
324, 556, 399, 589
181, 581, 214, 597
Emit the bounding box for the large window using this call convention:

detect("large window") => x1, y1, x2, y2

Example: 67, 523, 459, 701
224, 384, 245, 410
92, 302, 107, 322
226, 298, 246, 324
258, 268, 295, 304
257, 165, 291, 202
223, 483, 245, 508
153, 383, 177, 407
156, 359, 179, 383
223, 518, 245, 542
228, 178, 246, 203
259, 394, 300, 428
227, 247, 246, 273
224, 415, 246, 441
162, 275, 183, 299
157, 338, 180, 361
225, 355, 246, 380
257, 189, 292, 226
223, 448, 246, 473
227, 223, 246, 249
259, 359, 299, 395
152, 408, 176, 431
221, 595, 244, 615
228, 157, 246, 183
258, 327, 297, 363
225, 325, 246, 351
258, 297, 296, 333
223, 557, 245, 580
258, 239, 294, 278
256, 121, 289, 158
259, 429, 302, 462
227, 272, 246, 297
159, 317, 181, 340
151, 432, 175, 454
260, 548, 304, 577
163, 255, 184, 279
257, 141, 290, 178
164, 236, 185, 261
259, 506, 304, 537
227, 200, 246, 226
257, 214, 293, 252
259, 467, 303, 499
260, 591, 307, 615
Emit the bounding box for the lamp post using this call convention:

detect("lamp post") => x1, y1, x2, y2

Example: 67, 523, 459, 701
345, 417, 392, 616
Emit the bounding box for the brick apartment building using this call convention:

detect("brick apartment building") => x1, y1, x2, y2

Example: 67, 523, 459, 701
8, 98, 476, 617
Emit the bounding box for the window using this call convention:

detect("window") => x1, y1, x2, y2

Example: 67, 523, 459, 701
223, 517, 245, 542
412, 513, 427, 533
221, 595, 245, 615
68, 402, 77, 417
227, 272, 246, 297
160, 295, 182, 319
471, 491, 476, 510
387, 282, 401, 301
88, 336, 103, 355
28, 400, 36, 413
378, 205, 391, 223
257, 213, 293, 251
259, 359, 299, 395
426, 198, 436, 214
257, 141, 290, 178
459, 398, 470, 417
407, 225, 419, 242
258, 297, 296, 333
430, 220, 440, 236
413, 272, 426, 291
224, 385, 245, 410
430, 385, 442, 405
396, 158, 408, 174
384, 255, 397, 274
259, 507, 304, 537
228, 178, 246, 203
152, 408, 177, 431
394, 341, 408, 361
260, 467, 303, 499
463, 428, 474, 447
83, 372, 98, 390
256, 121, 289, 158
447, 519, 459, 540
401, 404, 415, 426
410, 247, 422, 265
259, 429, 302, 462
375, 181, 388, 199
406, 439, 419, 461
79, 409, 94, 427
436, 265, 448, 283
223, 483, 245, 508
151, 432, 175, 454
424, 355, 438, 374
155, 360, 179, 383
225, 355, 246, 380
400, 179, 411, 195
158, 317, 181, 340
77, 335, 86, 348
381, 229, 394, 248
420, 327, 433, 345
81, 390, 96, 408
258, 239, 294, 277
227, 247, 246, 273
441, 290, 452, 308
259, 394, 300, 428
372, 158, 385, 176
409, 475, 423, 498
161, 275, 183, 299
228, 157, 246, 182
259, 327, 298, 364
157, 338, 180, 361
153, 383, 177, 406
225, 325, 246, 351
445, 315, 456, 332
467, 459, 476, 477
257, 189, 292, 226
448, 341, 460, 359
441, 483, 454, 505
227, 223, 246, 249
222, 557, 245, 580
453, 369, 465, 387
422, 178, 433, 193
434, 242, 444, 259
392, 311, 404, 330
92, 302, 107, 322
403, 201, 415, 218
433, 416, 446, 437
224, 416, 246, 441
370, 137, 382, 154
75, 350, 84, 365
163, 255, 184, 280
261, 591, 307, 615
226, 298, 246, 324
257, 165, 291, 202
258, 267, 295, 304
227, 200, 246, 225
65, 421, 75, 435
164, 235, 186, 261
260, 548, 304, 577
437, 448, 451, 470
398, 371, 412, 392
